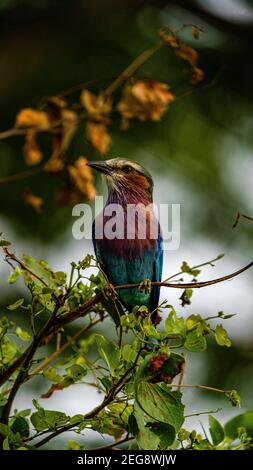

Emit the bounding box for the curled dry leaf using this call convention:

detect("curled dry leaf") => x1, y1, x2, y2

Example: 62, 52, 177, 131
159, 29, 204, 84
43, 100, 78, 172
68, 156, 96, 201
15, 108, 50, 130
24, 191, 43, 213
192, 26, 202, 40
175, 44, 198, 67
191, 67, 205, 84
86, 121, 111, 155
159, 29, 179, 48
81, 90, 112, 121
23, 130, 43, 166
117, 80, 175, 128
44, 153, 65, 173
81, 90, 112, 154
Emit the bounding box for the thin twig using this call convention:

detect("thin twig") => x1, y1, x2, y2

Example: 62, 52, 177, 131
28, 319, 102, 378
1, 260, 252, 388
185, 407, 222, 418
91, 436, 133, 451
34, 348, 143, 448
104, 42, 163, 96
233, 211, 253, 228
3, 246, 49, 287
0, 167, 43, 185
164, 254, 224, 282
115, 260, 253, 291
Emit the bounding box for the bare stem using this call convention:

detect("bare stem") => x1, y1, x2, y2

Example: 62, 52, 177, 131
0, 167, 43, 185
164, 254, 224, 282
3, 246, 49, 287
115, 260, 253, 290
104, 42, 163, 96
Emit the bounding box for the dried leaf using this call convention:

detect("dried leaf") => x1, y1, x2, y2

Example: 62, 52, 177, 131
23, 130, 43, 166
159, 30, 179, 49
44, 154, 65, 173
159, 29, 204, 85
117, 80, 175, 127
15, 108, 50, 130
86, 121, 111, 155
176, 44, 198, 67
81, 90, 111, 121
44, 96, 67, 122
192, 26, 202, 40
24, 191, 43, 213
61, 109, 78, 151
191, 67, 205, 84
68, 156, 96, 200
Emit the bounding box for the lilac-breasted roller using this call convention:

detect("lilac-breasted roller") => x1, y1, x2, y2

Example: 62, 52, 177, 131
87, 158, 163, 323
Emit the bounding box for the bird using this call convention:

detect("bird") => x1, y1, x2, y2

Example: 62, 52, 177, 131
87, 158, 163, 324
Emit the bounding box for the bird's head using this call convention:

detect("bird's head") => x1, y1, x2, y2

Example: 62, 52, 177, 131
87, 158, 154, 201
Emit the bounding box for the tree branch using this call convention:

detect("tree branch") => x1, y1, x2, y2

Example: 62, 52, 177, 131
115, 260, 253, 290
3, 246, 49, 287
33, 347, 143, 449
1, 260, 252, 389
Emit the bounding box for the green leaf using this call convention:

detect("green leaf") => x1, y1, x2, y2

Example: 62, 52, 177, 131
165, 309, 185, 336
15, 327, 31, 341
180, 261, 201, 277
184, 329, 207, 352
1, 338, 18, 365
135, 382, 184, 430
99, 377, 112, 392
146, 422, 176, 449
69, 414, 84, 425
68, 440, 81, 450
54, 271, 67, 286
215, 324, 231, 347
225, 411, 253, 439
66, 364, 87, 381
0, 423, 15, 439
31, 409, 69, 432
8, 267, 22, 284
3, 437, 10, 450
11, 416, 30, 438
225, 390, 241, 407
7, 298, 24, 310
180, 288, 193, 306
95, 335, 120, 377
43, 366, 63, 383
122, 344, 138, 364
136, 352, 184, 384
132, 403, 160, 450
186, 314, 202, 330
0, 240, 11, 247
208, 415, 225, 445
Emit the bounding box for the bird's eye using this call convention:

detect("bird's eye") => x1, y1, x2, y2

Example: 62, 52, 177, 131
123, 165, 133, 173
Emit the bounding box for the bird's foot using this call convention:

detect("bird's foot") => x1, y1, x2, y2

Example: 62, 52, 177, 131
138, 278, 152, 294
103, 283, 116, 300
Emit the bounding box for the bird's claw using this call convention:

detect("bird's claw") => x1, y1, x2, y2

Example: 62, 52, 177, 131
138, 278, 152, 294
103, 283, 116, 300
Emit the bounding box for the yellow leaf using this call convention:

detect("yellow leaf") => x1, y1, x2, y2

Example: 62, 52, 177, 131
23, 130, 43, 166
176, 44, 198, 67
191, 67, 205, 84
86, 121, 111, 155
24, 191, 43, 213
15, 108, 50, 130
68, 156, 96, 200
117, 80, 175, 126
81, 90, 111, 120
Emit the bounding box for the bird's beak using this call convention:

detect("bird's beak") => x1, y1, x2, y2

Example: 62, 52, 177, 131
87, 161, 111, 175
